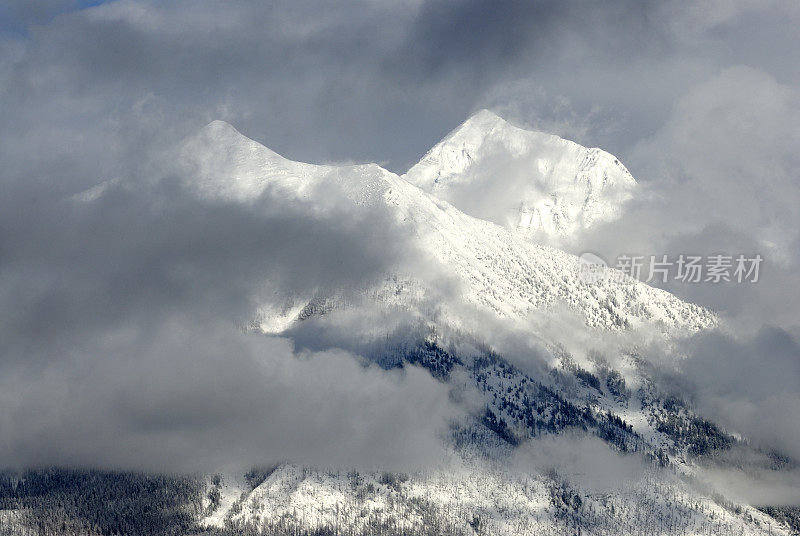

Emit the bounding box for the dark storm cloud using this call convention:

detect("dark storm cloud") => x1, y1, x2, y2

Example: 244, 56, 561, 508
390, 0, 668, 80
0, 0, 693, 175
388, 0, 568, 79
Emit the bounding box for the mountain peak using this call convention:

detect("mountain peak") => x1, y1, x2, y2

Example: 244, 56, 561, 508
461, 108, 507, 128
434, 109, 517, 154
447, 109, 557, 146
202, 119, 240, 135
180, 121, 304, 202
181, 121, 400, 205
194, 120, 284, 160
403, 111, 636, 243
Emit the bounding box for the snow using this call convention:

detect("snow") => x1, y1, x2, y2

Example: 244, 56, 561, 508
403, 109, 637, 244
202, 461, 789, 536
179, 119, 713, 341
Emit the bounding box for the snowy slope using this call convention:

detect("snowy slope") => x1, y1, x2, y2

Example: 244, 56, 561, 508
202, 461, 788, 536
180, 120, 712, 338
403, 110, 637, 244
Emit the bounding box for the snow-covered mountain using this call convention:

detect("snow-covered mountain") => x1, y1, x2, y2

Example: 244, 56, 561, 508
180, 119, 711, 340
404, 110, 637, 244
176, 119, 797, 536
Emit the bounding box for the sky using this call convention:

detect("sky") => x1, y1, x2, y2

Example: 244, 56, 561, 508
1, 0, 799, 477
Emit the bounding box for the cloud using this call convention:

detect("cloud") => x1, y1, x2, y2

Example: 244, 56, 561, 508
0, 127, 458, 472
675, 327, 800, 463
572, 66, 800, 328
699, 463, 800, 507
511, 433, 649, 493
1, 0, 800, 476
0, 0, 82, 32
0, 321, 458, 472
3, 0, 794, 178
630, 66, 800, 243
0, 165, 407, 350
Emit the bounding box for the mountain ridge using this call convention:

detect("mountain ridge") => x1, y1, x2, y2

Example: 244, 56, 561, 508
178, 118, 713, 339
